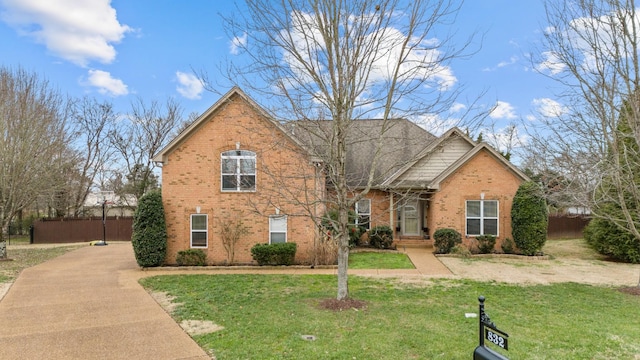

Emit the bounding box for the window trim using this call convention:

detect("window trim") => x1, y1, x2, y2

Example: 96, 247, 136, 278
355, 199, 371, 230
221, 149, 256, 192
465, 200, 499, 236
190, 214, 208, 248
269, 215, 287, 244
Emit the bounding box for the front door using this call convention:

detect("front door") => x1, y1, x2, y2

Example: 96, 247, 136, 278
402, 200, 420, 236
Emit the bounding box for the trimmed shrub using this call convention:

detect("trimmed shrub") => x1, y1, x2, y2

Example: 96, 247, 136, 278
132, 190, 167, 267
476, 235, 496, 254
501, 238, 515, 254
511, 181, 548, 255
176, 249, 207, 266
584, 217, 640, 263
368, 225, 394, 249
251, 242, 297, 265
433, 228, 462, 254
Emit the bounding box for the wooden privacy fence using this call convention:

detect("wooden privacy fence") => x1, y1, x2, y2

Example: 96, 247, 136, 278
32, 217, 133, 244
547, 215, 590, 239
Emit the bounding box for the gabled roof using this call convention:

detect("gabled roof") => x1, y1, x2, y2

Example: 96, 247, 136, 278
287, 118, 437, 187
380, 127, 529, 190
428, 142, 530, 190
380, 127, 474, 188
152, 86, 313, 164
154, 87, 528, 191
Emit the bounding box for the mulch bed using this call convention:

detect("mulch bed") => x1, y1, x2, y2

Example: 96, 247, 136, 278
318, 298, 368, 311
618, 286, 640, 296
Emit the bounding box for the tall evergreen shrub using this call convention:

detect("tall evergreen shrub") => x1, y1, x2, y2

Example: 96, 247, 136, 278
511, 181, 548, 255
132, 190, 167, 267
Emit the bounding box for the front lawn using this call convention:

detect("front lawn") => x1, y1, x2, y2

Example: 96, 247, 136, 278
348, 251, 414, 269
141, 275, 640, 359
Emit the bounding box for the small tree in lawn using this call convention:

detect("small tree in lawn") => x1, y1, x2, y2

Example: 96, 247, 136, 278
132, 190, 167, 267
511, 181, 548, 256
218, 214, 251, 264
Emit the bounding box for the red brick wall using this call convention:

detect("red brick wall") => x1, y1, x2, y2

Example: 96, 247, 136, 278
428, 149, 522, 249
161, 94, 320, 265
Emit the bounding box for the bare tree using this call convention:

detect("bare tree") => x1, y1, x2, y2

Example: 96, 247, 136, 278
529, 1, 640, 235
0, 66, 71, 257
109, 97, 183, 205
217, 212, 251, 264
215, 0, 480, 300
66, 97, 117, 216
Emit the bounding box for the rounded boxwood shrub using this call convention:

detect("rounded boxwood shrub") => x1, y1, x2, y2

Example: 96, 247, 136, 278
251, 243, 297, 265
368, 225, 393, 249
476, 234, 496, 254
511, 181, 548, 255
132, 190, 167, 267
433, 228, 461, 254
176, 249, 207, 266
584, 216, 640, 263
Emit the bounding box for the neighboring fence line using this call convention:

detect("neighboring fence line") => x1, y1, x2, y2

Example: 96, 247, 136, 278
28, 214, 588, 244
32, 217, 133, 244
547, 215, 590, 239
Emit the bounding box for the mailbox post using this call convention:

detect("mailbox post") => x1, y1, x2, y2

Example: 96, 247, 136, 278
473, 296, 509, 360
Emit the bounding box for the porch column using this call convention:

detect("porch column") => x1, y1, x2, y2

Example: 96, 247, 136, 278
389, 193, 394, 231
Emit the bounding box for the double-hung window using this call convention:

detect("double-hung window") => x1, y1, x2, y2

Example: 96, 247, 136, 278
466, 200, 498, 236
221, 150, 256, 191
355, 199, 371, 230
269, 215, 287, 244
191, 214, 208, 248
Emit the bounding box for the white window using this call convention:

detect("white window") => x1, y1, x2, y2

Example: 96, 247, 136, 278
221, 150, 256, 191
269, 215, 287, 244
466, 200, 498, 236
191, 214, 208, 248
355, 199, 371, 230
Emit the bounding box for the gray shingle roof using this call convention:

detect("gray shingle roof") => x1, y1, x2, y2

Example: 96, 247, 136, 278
285, 118, 437, 187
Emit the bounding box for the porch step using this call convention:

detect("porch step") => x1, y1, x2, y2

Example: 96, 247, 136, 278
393, 238, 433, 249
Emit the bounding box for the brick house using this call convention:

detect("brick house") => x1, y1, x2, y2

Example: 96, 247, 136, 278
153, 87, 528, 265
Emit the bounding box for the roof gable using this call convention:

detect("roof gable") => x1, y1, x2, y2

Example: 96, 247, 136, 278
381, 127, 475, 188
429, 143, 529, 190
152, 87, 311, 163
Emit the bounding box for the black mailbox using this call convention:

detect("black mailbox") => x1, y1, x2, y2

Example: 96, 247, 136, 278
473, 296, 509, 360
474, 345, 509, 360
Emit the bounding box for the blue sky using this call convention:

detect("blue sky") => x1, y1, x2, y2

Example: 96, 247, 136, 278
0, 0, 562, 152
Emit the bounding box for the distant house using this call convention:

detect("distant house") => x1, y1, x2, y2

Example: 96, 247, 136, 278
82, 191, 136, 217
152, 87, 529, 265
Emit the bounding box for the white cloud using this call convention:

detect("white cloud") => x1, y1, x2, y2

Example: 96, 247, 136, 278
230, 32, 247, 55
414, 113, 459, 136
536, 51, 566, 75
483, 56, 519, 72
0, 0, 131, 66
176, 71, 204, 100
532, 98, 568, 118
84, 69, 128, 96
449, 102, 466, 113
283, 10, 457, 92
489, 101, 517, 120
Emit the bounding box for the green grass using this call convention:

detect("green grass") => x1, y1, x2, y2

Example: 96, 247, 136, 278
0, 245, 81, 282
348, 251, 415, 269
141, 275, 640, 359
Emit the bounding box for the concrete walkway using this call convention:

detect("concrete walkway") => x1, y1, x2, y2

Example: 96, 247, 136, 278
0, 243, 210, 360
0, 243, 451, 359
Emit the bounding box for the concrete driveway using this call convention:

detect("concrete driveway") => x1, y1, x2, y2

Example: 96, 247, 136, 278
0, 243, 210, 360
